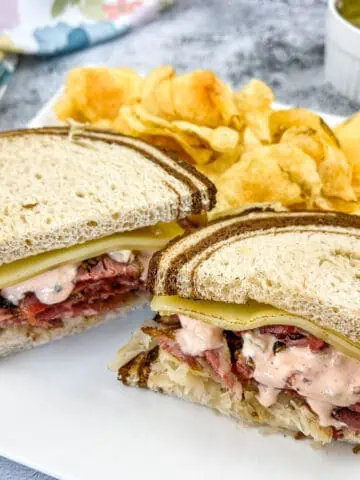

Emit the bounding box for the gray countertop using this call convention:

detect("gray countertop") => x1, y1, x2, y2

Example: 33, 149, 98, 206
0, 0, 359, 478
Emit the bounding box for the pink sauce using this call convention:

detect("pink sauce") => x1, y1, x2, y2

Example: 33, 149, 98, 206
1, 250, 136, 307
109, 250, 134, 263
175, 315, 224, 356
242, 331, 360, 427
2, 264, 78, 306
137, 250, 153, 282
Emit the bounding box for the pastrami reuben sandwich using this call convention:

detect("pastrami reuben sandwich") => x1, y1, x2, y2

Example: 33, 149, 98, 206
0, 127, 216, 356
111, 204, 360, 445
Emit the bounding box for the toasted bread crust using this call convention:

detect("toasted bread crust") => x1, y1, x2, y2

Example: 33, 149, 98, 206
148, 208, 360, 295
147, 207, 360, 342
0, 127, 216, 265
146, 204, 284, 292
0, 127, 216, 213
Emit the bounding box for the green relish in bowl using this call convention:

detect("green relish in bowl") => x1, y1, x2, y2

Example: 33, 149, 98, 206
337, 0, 360, 28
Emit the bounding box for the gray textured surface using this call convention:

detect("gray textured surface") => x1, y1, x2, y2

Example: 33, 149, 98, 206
0, 0, 359, 479
1, 0, 360, 135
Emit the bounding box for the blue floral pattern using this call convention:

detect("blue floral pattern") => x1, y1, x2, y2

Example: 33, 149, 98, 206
0, 0, 173, 99
34, 23, 89, 54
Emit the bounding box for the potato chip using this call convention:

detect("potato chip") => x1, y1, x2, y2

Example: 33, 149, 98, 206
335, 113, 360, 195
116, 105, 213, 164
125, 105, 204, 147
280, 127, 324, 162
235, 79, 274, 111
55, 67, 142, 123
131, 103, 171, 129
54, 65, 360, 215
208, 190, 233, 218
140, 65, 174, 118
234, 80, 274, 142
327, 198, 360, 214
279, 125, 356, 202
141, 67, 239, 127
271, 109, 339, 147
208, 201, 286, 222
114, 104, 237, 164
318, 144, 356, 201
55, 94, 87, 123
132, 134, 190, 160
172, 122, 239, 153
92, 119, 114, 131
231, 116, 246, 131
130, 105, 215, 164
243, 127, 263, 152
217, 144, 326, 209
132, 105, 239, 154
335, 112, 360, 135
112, 112, 134, 136
197, 148, 242, 182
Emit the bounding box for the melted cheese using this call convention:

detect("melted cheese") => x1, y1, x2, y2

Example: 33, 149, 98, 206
152, 295, 360, 361
0, 222, 183, 289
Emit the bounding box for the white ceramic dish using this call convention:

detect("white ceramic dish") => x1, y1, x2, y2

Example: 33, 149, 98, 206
325, 0, 360, 102
0, 97, 357, 480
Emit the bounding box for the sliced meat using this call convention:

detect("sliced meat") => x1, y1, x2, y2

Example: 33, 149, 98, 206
0, 307, 18, 327
258, 325, 327, 352
76, 256, 140, 284
141, 325, 197, 368
224, 330, 243, 362
286, 335, 326, 352
158, 336, 198, 368
32, 293, 136, 329
73, 275, 141, 302
0, 297, 15, 310
223, 331, 254, 381
204, 347, 243, 397
19, 294, 49, 327
235, 354, 254, 380
148, 325, 242, 396
66, 292, 136, 318
34, 281, 140, 324
333, 408, 360, 432
259, 325, 301, 337
349, 403, 360, 413
332, 428, 344, 440
0, 255, 143, 329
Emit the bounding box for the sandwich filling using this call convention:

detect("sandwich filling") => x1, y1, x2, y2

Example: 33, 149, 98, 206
146, 311, 360, 438
0, 221, 185, 331
0, 250, 151, 329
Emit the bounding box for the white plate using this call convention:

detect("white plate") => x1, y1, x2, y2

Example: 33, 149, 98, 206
1, 95, 358, 480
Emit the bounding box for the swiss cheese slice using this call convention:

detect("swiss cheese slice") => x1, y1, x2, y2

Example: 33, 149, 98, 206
152, 295, 360, 361
0, 222, 183, 289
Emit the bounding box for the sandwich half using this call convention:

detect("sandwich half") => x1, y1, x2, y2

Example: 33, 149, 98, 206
0, 127, 216, 356
111, 204, 360, 445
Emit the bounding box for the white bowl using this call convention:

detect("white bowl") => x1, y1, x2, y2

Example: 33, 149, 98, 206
325, 0, 360, 102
